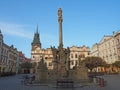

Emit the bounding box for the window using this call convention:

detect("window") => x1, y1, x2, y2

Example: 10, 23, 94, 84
71, 54, 73, 58
112, 40, 114, 44
49, 62, 52, 66
117, 39, 119, 44
45, 62, 47, 66
80, 54, 85, 58
88, 52, 90, 55
71, 61, 74, 65
75, 60, 78, 65
45, 57, 47, 59
75, 54, 77, 58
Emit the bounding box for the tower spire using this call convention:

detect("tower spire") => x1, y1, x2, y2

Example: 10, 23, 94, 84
58, 8, 63, 48
36, 24, 38, 33
31, 25, 41, 48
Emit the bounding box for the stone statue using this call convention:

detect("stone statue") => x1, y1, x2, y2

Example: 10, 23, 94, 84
58, 8, 63, 23
58, 8, 62, 18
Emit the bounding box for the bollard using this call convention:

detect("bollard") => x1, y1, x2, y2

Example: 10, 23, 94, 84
99, 78, 104, 87
93, 77, 97, 85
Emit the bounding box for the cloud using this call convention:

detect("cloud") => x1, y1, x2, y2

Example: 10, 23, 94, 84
0, 22, 33, 39
0, 22, 59, 48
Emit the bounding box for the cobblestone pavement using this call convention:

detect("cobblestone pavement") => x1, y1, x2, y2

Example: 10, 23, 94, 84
0, 74, 120, 90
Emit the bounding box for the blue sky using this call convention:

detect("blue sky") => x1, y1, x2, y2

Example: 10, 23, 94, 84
0, 0, 120, 58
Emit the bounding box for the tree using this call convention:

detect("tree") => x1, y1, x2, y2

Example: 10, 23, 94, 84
112, 61, 120, 68
31, 62, 37, 68
112, 61, 120, 72
83, 56, 106, 72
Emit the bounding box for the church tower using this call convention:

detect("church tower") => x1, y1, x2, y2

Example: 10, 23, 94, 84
31, 25, 43, 64
31, 25, 41, 50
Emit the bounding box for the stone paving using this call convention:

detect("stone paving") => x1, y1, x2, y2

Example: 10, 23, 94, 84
0, 74, 120, 90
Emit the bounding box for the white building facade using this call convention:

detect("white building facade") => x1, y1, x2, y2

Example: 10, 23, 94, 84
92, 34, 118, 64
113, 30, 120, 61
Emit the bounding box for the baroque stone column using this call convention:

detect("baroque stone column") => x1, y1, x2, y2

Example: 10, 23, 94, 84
58, 8, 63, 48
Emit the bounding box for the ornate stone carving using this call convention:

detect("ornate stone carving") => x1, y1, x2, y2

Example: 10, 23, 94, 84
35, 8, 88, 83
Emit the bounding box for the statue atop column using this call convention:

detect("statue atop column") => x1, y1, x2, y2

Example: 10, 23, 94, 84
35, 8, 89, 83
58, 8, 63, 23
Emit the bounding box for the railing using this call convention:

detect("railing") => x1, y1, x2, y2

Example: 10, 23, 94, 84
56, 79, 74, 88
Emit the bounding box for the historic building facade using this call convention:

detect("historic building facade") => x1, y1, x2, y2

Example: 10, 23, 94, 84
31, 29, 91, 70
69, 46, 90, 69
91, 34, 118, 64
31, 27, 54, 70
0, 30, 19, 74
31, 30, 90, 70
44, 48, 53, 70
31, 27, 43, 64
18, 51, 26, 73
113, 30, 120, 61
